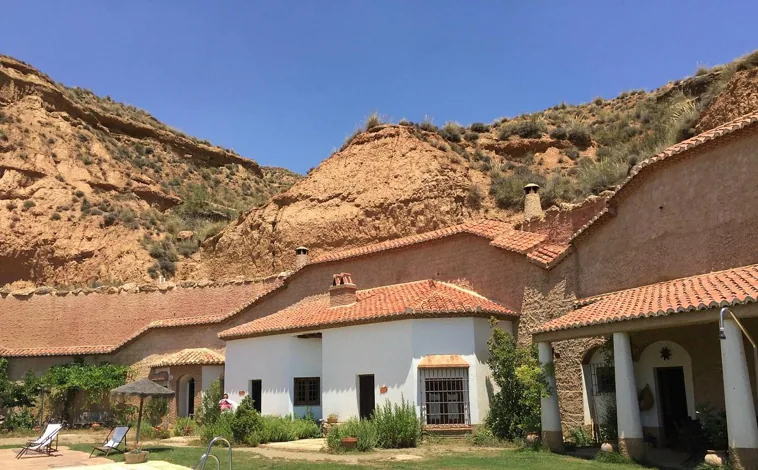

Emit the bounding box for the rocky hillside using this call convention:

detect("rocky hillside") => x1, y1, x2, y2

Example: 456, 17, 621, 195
201, 50, 758, 279
0, 55, 299, 287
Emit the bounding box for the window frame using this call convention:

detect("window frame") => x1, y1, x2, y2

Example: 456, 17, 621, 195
293, 377, 321, 406
418, 367, 470, 426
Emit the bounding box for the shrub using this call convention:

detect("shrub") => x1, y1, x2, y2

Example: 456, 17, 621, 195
498, 119, 545, 140
102, 212, 117, 227
75, 190, 85, 198
486, 320, 548, 440
364, 112, 383, 131
566, 124, 592, 148
327, 418, 378, 453
200, 412, 235, 444
145, 397, 169, 426
230, 396, 262, 445
568, 426, 595, 447
470, 122, 489, 133
419, 116, 437, 132
373, 397, 422, 449
697, 403, 727, 450
439, 122, 462, 142
173, 416, 197, 436
468, 425, 506, 447
466, 185, 483, 209
23, 200, 35, 209
464, 131, 479, 142
578, 158, 628, 195
595, 451, 634, 464
549, 127, 568, 140
563, 147, 580, 161
5, 201, 17, 211
195, 379, 222, 426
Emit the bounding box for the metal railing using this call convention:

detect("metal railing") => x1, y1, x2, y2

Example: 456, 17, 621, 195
192, 436, 232, 470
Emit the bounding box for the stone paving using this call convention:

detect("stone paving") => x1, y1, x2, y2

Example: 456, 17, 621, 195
0, 446, 189, 470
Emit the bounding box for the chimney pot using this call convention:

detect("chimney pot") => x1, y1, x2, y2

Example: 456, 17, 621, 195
295, 246, 309, 270
523, 183, 543, 220
329, 273, 357, 307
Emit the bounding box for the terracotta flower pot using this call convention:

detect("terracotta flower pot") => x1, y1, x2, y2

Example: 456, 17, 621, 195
327, 416, 338, 424
341, 437, 358, 449
124, 451, 149, 464
525, 433, 540, 445
600, 441, 616, 452
704, 449, 728, 466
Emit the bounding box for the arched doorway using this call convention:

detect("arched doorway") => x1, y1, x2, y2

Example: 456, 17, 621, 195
636, 341, 695, 447
178, 375, 196, 418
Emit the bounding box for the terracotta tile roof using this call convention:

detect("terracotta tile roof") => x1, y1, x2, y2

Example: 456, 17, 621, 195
534, 264, 758, 334
418, 354, 470, 368
151, 348, 225, 367
571, 110, 758, 244
219, 279, 517, 340
0, 282, 281, 357
491, 230, 546, 254
310, 220, 512, 264
527, 244, 570, 268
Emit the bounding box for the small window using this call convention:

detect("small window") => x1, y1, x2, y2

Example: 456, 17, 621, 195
294, 377, 320, 406
591, 365, 616, 395
419, 368, 470, 425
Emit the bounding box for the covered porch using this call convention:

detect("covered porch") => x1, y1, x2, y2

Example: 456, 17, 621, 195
532, 265, 758, 469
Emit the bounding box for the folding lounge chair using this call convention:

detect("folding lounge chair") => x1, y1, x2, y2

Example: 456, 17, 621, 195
90, 425, 130, 458
16, 423, 63, 459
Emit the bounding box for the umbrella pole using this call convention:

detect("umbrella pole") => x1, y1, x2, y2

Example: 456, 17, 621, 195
135, 396, 144, 446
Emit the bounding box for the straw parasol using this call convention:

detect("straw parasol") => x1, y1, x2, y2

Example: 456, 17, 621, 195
111, 378, 174, 445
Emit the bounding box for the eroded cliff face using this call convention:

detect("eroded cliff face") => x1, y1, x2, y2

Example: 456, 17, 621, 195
697, 67, 758, 132
200, 124, 511, 278
0, 55, 298, 287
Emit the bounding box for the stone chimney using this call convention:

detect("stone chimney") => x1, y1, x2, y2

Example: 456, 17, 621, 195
329, 273, 357, 307
523, 183, 543, 220
295, 246, 309, 270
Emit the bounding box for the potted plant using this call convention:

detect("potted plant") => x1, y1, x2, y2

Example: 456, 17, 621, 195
599, 396, 618, 452
327, 413, 339, 424
124, 448, 149, 464
698, 404, 728, 466
341, 436, 358, 449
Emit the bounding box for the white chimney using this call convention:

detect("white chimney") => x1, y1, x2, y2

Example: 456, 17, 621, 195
295, 246, 309, 270
329, 273, 357, 307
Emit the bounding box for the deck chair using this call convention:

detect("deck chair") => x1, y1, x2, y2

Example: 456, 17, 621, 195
89, 425, 130, 458
16, 423, 63, 459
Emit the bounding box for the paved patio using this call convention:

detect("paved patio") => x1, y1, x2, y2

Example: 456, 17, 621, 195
0, 446, 189, 469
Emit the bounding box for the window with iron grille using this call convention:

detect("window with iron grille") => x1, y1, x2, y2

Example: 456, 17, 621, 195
590, 364, 616, 395
419, 368, 470, 425
293, 377, 320, 406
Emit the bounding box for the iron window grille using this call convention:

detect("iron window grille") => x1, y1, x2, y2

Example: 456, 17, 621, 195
590, 364, 616, 395
419, 368, 470, 425
294, 377, 320, 406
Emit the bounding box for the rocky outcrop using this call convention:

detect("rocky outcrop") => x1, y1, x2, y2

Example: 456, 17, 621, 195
199, 125, 511, 278
697, 68, 758, 132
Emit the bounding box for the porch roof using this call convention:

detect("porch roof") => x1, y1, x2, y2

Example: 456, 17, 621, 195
151, 348, 225, 368
533, 264, 758, 338
218, 279, 516, 340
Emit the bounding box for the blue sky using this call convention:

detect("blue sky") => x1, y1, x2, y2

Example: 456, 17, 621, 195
1, 1, 756, 174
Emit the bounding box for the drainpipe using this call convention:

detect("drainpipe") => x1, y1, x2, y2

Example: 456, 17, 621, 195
719, 306, 758, 406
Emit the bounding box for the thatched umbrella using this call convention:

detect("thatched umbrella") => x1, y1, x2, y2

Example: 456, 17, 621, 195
111, 378, 174, 445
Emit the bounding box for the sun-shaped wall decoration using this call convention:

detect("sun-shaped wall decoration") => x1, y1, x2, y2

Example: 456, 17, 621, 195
660, 346, 672, 361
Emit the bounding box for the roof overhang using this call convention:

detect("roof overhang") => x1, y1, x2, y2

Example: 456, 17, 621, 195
532, 302, 758, 343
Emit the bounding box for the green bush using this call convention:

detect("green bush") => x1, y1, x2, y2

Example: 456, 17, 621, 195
464, 131, 479, 142
578, 158, 628, 195
566, 124, 592, 148
326, 418, 378, 453
23, 200, 35, 209
1, 408, 36, 431
230, 396, 262, 445
439, 122, 462, 142
373, 397, 422, 449
195, 379, 222, 426
51, 212, 62, 221
364, 112, 383, 131
697, 403, 728, 450
563, 147, 580, 160
259, 415, 297, 442
549, 127, 568, 140
470, 122, 489, 133
145, 397, 169, 426
200, 411, 235, 444
468, 425, 506, 447
173, 417, 197, 436
486, 320, 548, 440
5, 201, 16, 211
568, 426, 595, 447
498, 119, 545, 140
466, 185, 483, 209
595, 450, 634, 464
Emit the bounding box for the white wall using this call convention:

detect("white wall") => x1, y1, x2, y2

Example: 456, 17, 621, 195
225, 317, 511, 425
322, 317, 510, 424
634, 340, 695, 429
224, 335, 322, 419
201, 365, 224, 392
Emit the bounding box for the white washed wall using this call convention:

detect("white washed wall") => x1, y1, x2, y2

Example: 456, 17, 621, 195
201, 365, 224, 392
224, 335, 322, 419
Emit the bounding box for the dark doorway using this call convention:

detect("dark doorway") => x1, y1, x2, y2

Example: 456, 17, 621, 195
187, 378, 195, 417
656, 367, 688, 445
358, 375, 375, 420
250, 380, 262, 413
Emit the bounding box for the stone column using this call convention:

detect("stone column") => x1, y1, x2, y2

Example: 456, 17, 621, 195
538, 342, 563, 451
720, 318, 758, 469
613, 332, 644, 459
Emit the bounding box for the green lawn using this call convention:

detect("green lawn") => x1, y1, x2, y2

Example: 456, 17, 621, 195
70, 444, 644, 469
